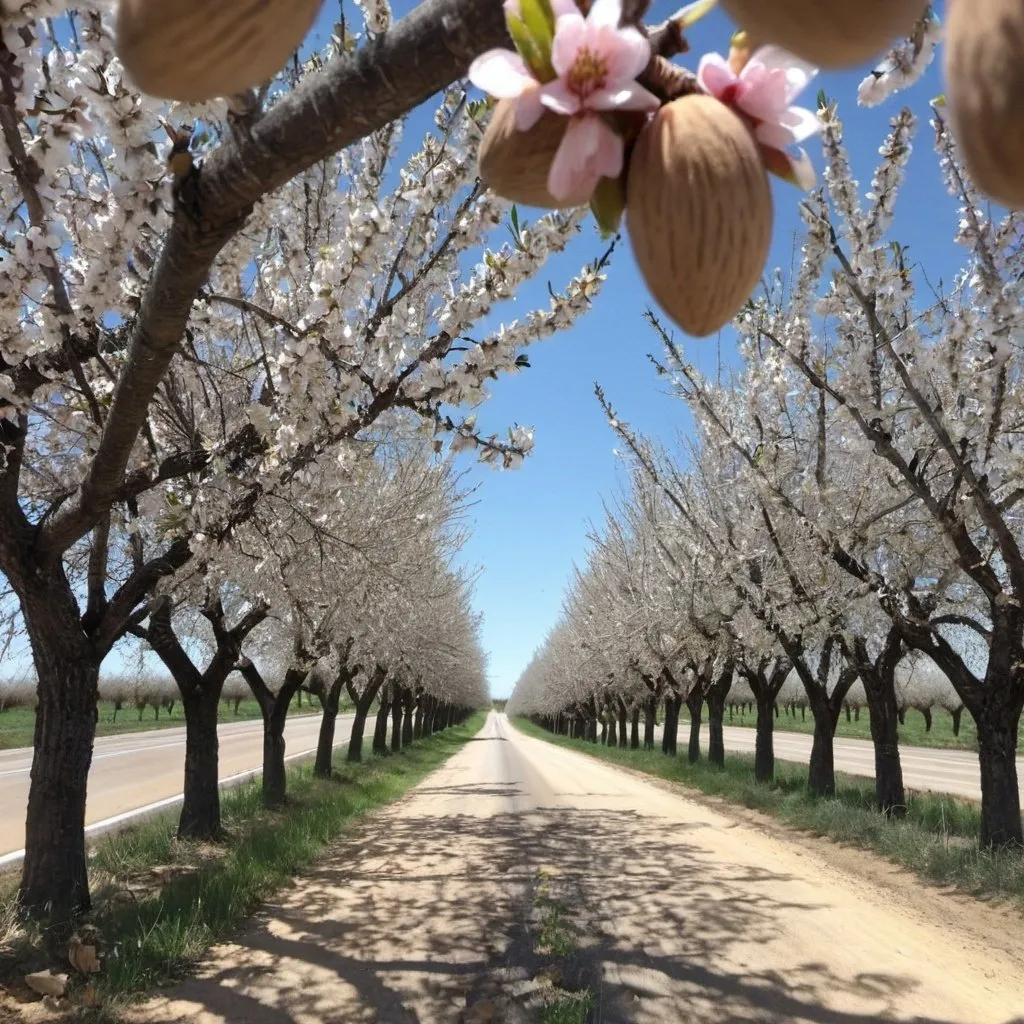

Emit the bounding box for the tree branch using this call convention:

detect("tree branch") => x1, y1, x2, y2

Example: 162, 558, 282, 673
35, 0, 509, 560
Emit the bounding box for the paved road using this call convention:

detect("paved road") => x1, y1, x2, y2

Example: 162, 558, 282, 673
0, 713, 355, 857
657, 723, 1024, 806
129, 713, 1024, 1024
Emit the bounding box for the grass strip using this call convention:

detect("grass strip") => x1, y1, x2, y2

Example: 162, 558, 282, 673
23, 713, 485, 1011
531, 870, 595, 1024
513, 718, 1024, 908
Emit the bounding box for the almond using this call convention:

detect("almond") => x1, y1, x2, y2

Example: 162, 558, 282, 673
945, 0, 1024, 208
116, 0, 324, 102
626, 95, 772, 338
720, 0, 927, 68
478, 100, 590, 210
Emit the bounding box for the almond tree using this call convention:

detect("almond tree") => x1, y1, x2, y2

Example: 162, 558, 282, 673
740, 102, 1024, 847
0, 0, 609, 922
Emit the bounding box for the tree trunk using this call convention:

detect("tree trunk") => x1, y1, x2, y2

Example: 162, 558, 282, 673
19, 616, 99, 925
951, 706, 963, 736
706, 672, 730, 769
314, 675, 344, 778
402, 690, 415, 746
921, 707, 932, 732
373, 695, 391, 754
262, 715, 288, 807
241, 664, 304, 808
754, 692, 775, 784
391, 694, 403, 752
413, 695, 424, 739
976, 710, 1024, 849
600, 718, 608, 745
807, 698, 837, 798
617, 702, 628, 749
630, 706, 640, 749
607, 715, 617, 746
862, 675, 906, 817
179, 688, 223, 837
643, 697, 656, 750
348, 703, 370, 762
686, 691, 703, 764
264, 674, 304, 808
662, 695, 680, 756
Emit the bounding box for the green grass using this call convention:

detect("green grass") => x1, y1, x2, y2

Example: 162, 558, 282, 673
534, 870, 576, 958
540, 992, 595, 1024
0, 693, 333, 750
515, 718, 1024, 909
706, 703, 1024, 752
3, 714, 484, 1011
531, 869, 596, 1023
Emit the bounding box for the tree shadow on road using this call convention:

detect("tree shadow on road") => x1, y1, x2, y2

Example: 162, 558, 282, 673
106, 752, 1024, 1024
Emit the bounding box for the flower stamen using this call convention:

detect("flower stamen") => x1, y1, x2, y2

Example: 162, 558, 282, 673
566, 47, 609, 100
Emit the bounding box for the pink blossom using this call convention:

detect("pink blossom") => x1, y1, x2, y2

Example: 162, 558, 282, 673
697, 45, 821, 189
469, 0, 582, 132
469, 49, 546, 131
469, 0, 658, 203
541, 0, 658, 199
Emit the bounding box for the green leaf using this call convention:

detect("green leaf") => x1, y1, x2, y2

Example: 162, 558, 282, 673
506, 13, 553, 81
510, 204, 520, 235
519, 0, 555, 51
590, 174, 626, 238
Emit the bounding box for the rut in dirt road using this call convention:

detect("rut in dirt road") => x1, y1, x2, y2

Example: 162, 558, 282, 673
131, 713, 1024, 1023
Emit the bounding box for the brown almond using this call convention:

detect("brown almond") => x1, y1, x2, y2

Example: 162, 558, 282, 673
945, 0, 1024, 209
626, 95, 772, 338
117, 0, 324, 102
720, 0, 927, 68
478, 100, 590, 210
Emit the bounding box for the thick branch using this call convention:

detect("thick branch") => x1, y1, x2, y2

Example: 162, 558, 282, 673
35, 0, 508, 559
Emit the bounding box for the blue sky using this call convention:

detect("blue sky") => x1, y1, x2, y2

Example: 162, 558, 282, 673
417, 2, 964, 697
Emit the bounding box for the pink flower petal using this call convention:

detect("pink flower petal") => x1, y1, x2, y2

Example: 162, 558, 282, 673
697, 53, 736, 98
469, 49, 535, 100
587, 0, 623, 30
781, 104, 821, 144
756, 121, 796, 150
738, 66, 790, 122
540, 79, 582, 115
550, 0, 579, 14
551, 12, 587, 76
751, 45, 818, 102
514, 88, 546, 130
603, 25, 651, 81
588, 81, 659, 111
548, 115, 610, 200
591, 116, 624, 179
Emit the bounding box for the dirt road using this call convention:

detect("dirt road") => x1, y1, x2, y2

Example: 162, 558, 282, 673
0, 714, 353, 858
133, 712, 1024, 1023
